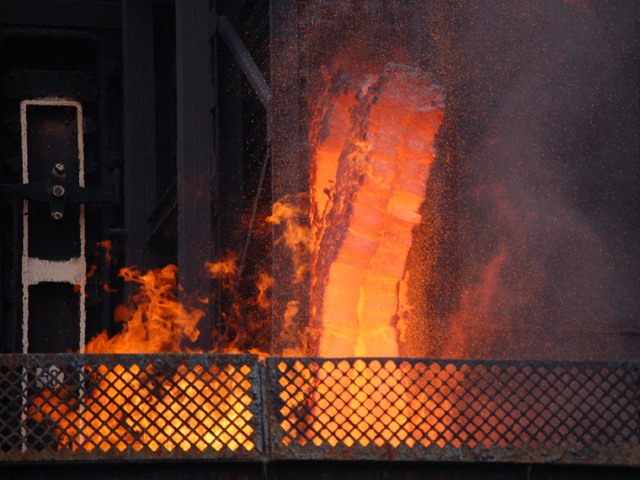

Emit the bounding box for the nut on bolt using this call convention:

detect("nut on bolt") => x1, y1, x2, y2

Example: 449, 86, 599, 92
51, 185, 66, 198
51, 211, 63, 220
52, 163, 65, 175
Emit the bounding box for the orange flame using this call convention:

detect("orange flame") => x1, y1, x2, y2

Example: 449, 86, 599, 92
205, 251, 238, 291
267, 197, 311, 284
256, 272, 274, 310
28, 363, 256, 453
85, 265, 203, 354
443, 249, 507, 359
30, 261, 259, 453
280, 360, 460, 449
96, 240, 113, 265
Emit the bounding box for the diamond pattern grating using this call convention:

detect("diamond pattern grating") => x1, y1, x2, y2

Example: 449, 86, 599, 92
0, 354, 263, 461
0, 355, 638, 464
267, 358, 640, 464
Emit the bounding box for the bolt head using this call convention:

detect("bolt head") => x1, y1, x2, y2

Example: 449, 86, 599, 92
51, 211, 63, 220
51, 185, 66, 198
53, 163, 65, 175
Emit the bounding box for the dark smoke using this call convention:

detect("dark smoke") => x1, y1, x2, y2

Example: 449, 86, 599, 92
304, 0, 639, 360
426, 0, 640, 360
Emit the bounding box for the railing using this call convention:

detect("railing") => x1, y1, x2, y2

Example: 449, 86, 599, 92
0, 354, 263, 461
1, 355, 638, 464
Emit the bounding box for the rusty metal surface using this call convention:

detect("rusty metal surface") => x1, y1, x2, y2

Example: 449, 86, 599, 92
267, 358, 640, 465
0, 354, 264, 462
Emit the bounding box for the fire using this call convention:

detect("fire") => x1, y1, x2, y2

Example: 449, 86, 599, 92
310, 64, 445, 357
279, 359, 462, 449
29, 59, 452, 454
29, 362, 255, 453
443, 249, 507, 359
205, 252, 238, 291
96, 240, 113, 265
281, 63, 452, 448
85, 266, 202, 354
29, 264, 256, 453
267, 196, 311, 284
256, 272, 274, 310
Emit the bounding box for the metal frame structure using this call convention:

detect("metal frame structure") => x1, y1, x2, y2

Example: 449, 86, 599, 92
1, 0, 273, 354
19, 99, 87, 353
267, 358, 640, 465
0, 25, 121, 352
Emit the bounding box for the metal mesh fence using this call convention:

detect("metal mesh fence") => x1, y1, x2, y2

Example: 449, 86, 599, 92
267, 358, 639, 464
0, 354, 263, 461
0, 355, 638, 464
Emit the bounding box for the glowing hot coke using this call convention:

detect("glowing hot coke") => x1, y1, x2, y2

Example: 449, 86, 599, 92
310, 64, 445, 357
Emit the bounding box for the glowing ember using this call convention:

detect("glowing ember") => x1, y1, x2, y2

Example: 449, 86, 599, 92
311, 64, 445, 357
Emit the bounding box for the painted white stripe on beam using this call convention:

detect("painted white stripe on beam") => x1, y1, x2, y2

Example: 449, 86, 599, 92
24, 257, 87, 285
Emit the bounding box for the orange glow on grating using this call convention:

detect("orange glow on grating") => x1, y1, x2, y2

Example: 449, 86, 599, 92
29, 363, 255, 453
277, 360, 465, 449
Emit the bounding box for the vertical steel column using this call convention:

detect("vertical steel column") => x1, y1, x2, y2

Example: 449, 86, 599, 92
95, 36, 114, 336
269, 0, 310, 354
216, 5, 245, 256
175, 0, 216, 346
121, 0, 156, 270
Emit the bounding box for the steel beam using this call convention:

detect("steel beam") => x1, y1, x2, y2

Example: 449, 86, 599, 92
0, 0, 120, 29
217, 16, 272, 113
269, 0, 310, 355
121, 0, 156, 271
175, 0, 216, 346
